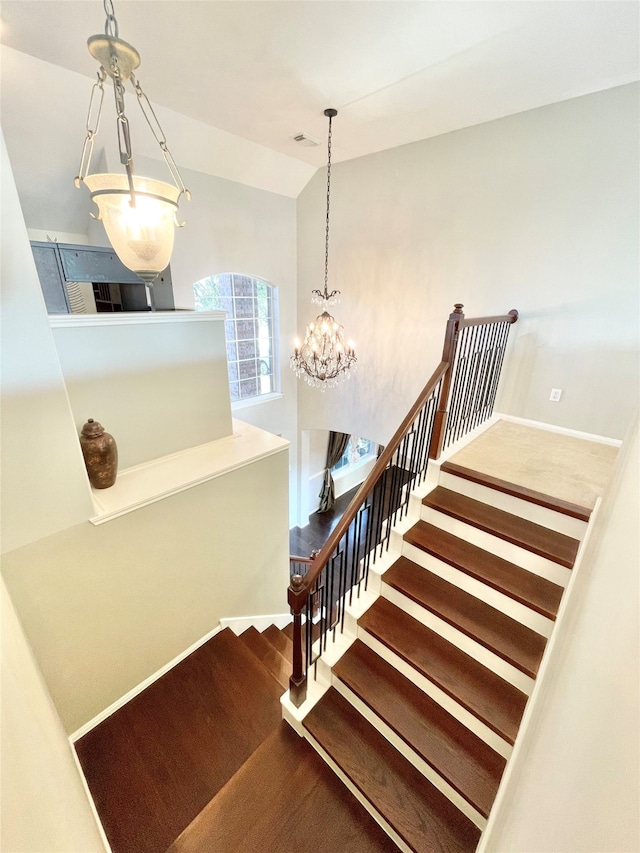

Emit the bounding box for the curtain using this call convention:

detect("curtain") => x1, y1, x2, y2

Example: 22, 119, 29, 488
317, 431, 350, 513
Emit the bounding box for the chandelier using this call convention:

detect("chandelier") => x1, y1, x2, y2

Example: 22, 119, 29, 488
74, 0, 190, 287
291, 108, 356, 389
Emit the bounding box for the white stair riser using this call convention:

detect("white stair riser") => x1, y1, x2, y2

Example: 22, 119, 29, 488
357, 628, 514, 759
400, 542, 555, 638
301, 729, 413, 853
381, 583, 535, 696
331, 677, 487, 830
438, 470, 587, 539
421, 506, 572, 586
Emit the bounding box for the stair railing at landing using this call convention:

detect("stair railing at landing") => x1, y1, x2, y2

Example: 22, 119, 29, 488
288, 303, 519, 706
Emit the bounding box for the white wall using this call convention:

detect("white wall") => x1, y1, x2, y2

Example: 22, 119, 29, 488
297, 84, 639, 445
1, 579, 106, 852
144, 152, 300, 524
485, 417, 639, 852
2, 451, 290, 735
51, 313, 232, 469
0, 131, 95, 555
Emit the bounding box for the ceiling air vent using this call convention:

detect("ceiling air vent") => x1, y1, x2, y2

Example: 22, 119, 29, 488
291, 132, 320, 147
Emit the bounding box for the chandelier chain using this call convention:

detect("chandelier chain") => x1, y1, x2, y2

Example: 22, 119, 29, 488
324, 113, 333, 299
291, 107, 356, 388
103, 0, 119, 38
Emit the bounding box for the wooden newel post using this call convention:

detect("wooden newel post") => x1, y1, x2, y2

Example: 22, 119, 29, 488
429, 303, 464, 460
288, 573, 307, 708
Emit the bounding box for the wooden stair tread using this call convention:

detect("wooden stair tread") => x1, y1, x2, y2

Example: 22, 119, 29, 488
359, 597, 527, 744
75, 628, 283, 853
333, 639, 506, 818
239, 626, 290, 689
167, 721, 400, 853
262, 624, 293, 661
405, 520, 563, 620
283, 619, 322, 644
440, 460, 591, 522
422, 487, 580, 568
384, 556, 547, 678
304, 688, 481, 853
283, 621, 294, 640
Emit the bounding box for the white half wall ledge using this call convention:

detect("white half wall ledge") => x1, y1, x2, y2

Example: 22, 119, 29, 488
89, 419, 290, 524
49, 310, 227, 327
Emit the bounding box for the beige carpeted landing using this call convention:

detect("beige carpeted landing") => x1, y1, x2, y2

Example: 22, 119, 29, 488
447, 420, 618, 510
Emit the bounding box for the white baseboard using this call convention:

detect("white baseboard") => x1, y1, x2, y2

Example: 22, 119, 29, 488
70, 742, 112, 852
495, 413, 622, 447
69, 623, 222, 742
220, 612, 292, 634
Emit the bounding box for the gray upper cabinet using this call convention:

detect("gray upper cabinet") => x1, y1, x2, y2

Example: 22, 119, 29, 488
31, 243, 70, 314
30, 241, 174, 313
58, 246, 146, 284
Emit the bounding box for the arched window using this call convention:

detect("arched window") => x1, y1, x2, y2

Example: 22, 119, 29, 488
193, 273, 278, 402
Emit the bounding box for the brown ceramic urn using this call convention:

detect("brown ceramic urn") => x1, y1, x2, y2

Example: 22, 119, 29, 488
80, 418, 118, 489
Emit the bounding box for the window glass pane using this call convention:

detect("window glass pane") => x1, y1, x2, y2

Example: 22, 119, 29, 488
236, 319, 256, 340
239, 378, 258, 398
237, 340, 257, 360
332, 437, 374, 472
193, 272, 277, 403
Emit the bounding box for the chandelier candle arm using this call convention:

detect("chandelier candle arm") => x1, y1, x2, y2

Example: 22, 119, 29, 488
291, 108, 357, 388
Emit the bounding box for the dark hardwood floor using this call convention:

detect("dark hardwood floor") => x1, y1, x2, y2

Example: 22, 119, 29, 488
289, 484, 361, 557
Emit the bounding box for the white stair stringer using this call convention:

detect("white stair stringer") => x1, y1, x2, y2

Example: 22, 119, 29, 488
477, 497, 601, 851
400, 540, 555, 638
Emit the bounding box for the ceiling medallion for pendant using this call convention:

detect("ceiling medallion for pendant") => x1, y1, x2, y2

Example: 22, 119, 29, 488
291, 108, 356, 390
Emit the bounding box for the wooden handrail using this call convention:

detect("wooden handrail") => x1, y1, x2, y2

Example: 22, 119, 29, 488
458, 309, 518, 329
288, 358, 449, 610
289, 555, 315, 566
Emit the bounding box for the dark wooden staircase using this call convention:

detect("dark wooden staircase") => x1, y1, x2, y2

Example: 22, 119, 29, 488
75, 455, 588, 853
75, 624, 397, 853
285, 460, 586, 853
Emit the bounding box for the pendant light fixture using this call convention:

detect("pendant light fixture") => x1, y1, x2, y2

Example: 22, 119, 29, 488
291, 108, 356, 389
75, 0, 190, 288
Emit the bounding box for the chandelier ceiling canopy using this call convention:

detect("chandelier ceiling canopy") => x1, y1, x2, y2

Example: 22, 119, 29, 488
291, 108, 356, 389
74, 0, 190, 290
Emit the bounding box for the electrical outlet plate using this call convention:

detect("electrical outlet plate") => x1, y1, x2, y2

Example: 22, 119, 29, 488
550, 388, 563, 402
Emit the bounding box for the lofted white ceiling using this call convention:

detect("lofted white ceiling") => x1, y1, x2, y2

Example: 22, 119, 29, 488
1, 0, 638, 198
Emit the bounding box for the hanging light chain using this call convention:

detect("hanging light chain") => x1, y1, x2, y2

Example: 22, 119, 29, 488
110, 55, 137, 204
103, 0, 119, 38
74, 70, 107, 186
312, 109, 340, 305
131, 74, 191, 200
324, 111, 332, 298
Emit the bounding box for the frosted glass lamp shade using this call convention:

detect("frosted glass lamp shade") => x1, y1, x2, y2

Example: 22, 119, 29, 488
84, 173, 181, 282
